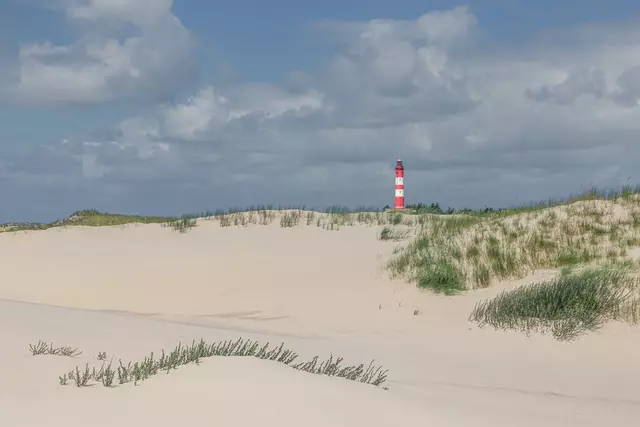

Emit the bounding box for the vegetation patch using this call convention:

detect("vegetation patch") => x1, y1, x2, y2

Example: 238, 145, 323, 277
417, 262, 465, 295
58, 337, 389, 389
469, 263, 640, 340
30, 340, 82, 357
387, 186, 640, 292
378, 226, 410, 241
162, 215, 198, 233
0, 210, 207, 233
280, 210, 303, 227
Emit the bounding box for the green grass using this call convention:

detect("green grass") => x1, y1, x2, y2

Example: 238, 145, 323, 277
387, 216, 480, 294
64, 210, 173, 227
388, 189, 640, 292
0, 209, 206, 233
58, 337, 389, 389
0, 205, 412, 234
469, 263, 640, 340
402, 184, 640, 218
417, 262, 465, 295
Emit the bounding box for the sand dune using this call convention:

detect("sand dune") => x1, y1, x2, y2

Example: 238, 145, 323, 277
1, 213, 640, 426
0, 221, 420, 337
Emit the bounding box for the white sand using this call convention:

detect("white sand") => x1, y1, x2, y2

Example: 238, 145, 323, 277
1, 219, 640, 426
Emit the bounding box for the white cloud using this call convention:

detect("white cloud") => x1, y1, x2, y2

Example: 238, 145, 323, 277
313, 7, 479, 128
64, 0, 173, 24
161, 87, 230, 140
9, 6, 640, 214
611, 65, 640, 107
116, 83, 325, 149
526, 67, 607, 105
229, 83, 324, 118
415, 5, 478, 44
74, 8, 640, 180
116, 116, 170, 159
9, 0, 194, 104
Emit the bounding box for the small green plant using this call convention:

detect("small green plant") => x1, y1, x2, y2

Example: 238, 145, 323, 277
102, 362, 116, 387
29, 341, 82, 357
73, 364, 92, 387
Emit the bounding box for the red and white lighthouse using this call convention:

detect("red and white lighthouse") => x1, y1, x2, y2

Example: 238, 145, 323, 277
395, 159, 405, 210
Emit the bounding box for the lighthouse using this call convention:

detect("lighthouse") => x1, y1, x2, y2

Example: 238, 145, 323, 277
395, 159, 405, 210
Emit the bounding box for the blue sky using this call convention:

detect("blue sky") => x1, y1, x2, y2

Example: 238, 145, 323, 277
1, 0, 640, 222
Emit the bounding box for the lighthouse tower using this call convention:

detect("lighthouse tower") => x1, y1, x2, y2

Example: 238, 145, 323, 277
395, 159, 405, 210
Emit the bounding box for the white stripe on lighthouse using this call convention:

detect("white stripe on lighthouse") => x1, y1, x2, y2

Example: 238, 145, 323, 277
395, 177, 404, 186
395, 189, 404, 197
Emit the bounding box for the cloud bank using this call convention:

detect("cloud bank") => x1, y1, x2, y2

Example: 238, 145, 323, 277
2, 4, 640, 220
7, 0, 194, 104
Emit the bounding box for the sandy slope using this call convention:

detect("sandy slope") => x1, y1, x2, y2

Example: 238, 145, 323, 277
1, 220, 640, 426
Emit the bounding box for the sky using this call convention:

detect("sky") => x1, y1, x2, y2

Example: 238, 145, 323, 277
2, 0, 640, 222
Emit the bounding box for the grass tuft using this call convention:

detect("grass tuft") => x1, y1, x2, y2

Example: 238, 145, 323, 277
469, 263, 640, 340
30, 341, 82, 357
417, 263, 465, 295
378, 226, 410, 241
163, 215, 198, 233
280, 211, 302, 228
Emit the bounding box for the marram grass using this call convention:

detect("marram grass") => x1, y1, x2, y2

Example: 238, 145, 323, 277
469, 262, 640, 341
388, 197, 640, 293
58, 337, 389, 389
378, 226, 410, 242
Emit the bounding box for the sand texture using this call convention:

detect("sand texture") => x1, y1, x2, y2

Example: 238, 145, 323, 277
1, 214, 640, 426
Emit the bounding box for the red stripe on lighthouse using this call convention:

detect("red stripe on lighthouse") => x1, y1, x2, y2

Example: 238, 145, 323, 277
395, 159, 405, 210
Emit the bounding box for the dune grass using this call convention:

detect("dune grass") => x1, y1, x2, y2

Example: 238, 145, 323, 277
0, 206, 404, 233
57, 337, 389, 389
30, 340, 82, 357
62, 210, 174, 227
0, 209, 206, 233
212, 208, 409, 231
378, 226, 411, 242
387, 188, 640, 293
161, 215, 199, 233
469, 262, 640, 340
404, 184, 640, 218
